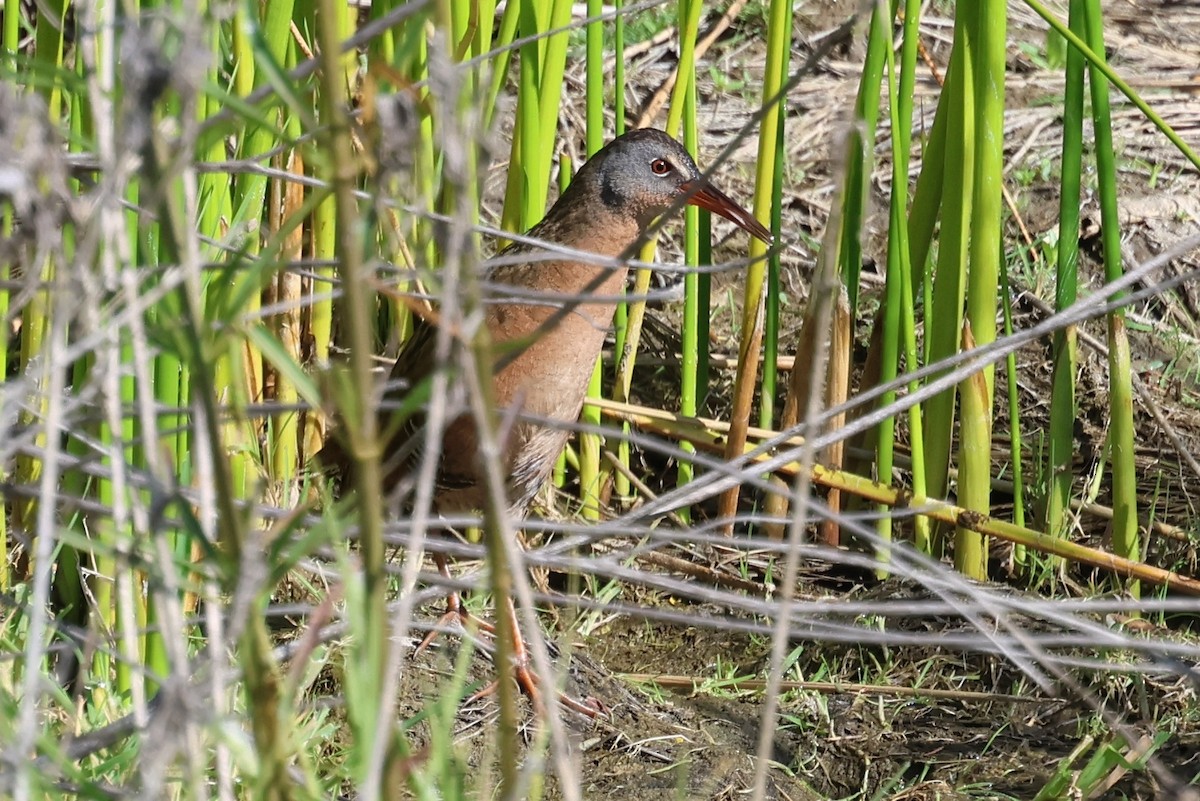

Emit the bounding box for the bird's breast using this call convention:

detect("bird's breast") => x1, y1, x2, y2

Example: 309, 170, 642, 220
487, 261, 627, 421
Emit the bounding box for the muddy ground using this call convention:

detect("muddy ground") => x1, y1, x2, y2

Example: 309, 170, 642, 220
391, 590, 1199, 800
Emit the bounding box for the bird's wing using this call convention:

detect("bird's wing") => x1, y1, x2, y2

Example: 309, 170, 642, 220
312, 311, 437, 488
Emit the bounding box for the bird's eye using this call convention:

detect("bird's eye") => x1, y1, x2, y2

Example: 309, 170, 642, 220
650, 158, 672, 176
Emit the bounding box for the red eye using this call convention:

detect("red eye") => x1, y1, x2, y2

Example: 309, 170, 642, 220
650, 158, 671, 176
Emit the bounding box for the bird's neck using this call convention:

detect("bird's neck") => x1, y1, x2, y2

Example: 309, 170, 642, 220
492, 200, 643, 302
533, 197, 643, 262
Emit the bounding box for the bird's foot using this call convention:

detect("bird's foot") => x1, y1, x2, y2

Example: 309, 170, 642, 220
469, 661, 606, 718
416, 593, 605, 717
413, 594, 496, 656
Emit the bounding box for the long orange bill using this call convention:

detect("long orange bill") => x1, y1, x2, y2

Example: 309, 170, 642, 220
683, 182, 774, 245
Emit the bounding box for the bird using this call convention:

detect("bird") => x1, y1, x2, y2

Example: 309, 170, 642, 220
318, 127, 772, 714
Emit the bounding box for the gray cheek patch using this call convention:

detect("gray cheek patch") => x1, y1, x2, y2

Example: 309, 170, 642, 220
599, 172, 624, 212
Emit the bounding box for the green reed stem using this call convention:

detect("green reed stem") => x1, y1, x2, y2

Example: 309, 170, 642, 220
921, 42, 972, 527
900, 231, 931, 553
6, 1, 40, 600
999, 247, 1027, 564
0, 0, 14, 592
310, 191, 337, 458
316, 0, 388, 784
2, 0, 18, 63
1044, 0, 1086, 561
906, 65, 949, 332
14, 0, 67, 554
505, 0, 571, 236
0, 209, 8, 589
717, 0, 783, 527
678, 59, 700, 521
222, 0, 298, 500
615, 0, 701, 509
664, 0, 699, 139
368, 0, 397, 62
1084, 0, 1139, 597
893, 0, 931, 559
577, 0, 605, 520
696, 212, 712, 402
485, 0, 521, 131
59, 62, 105, 701
759, 68, 788, 434
611, 0, 631, 500
399, 29, 431, 347
957, 319, 991, 578
503, 3, 544, 234
955, 0, 1006, 579
876, 0, 912, 571
841, 0, 888, 317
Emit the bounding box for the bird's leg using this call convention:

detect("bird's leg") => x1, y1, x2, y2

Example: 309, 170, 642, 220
414, 554, 495, 655
468, 595, 604, 718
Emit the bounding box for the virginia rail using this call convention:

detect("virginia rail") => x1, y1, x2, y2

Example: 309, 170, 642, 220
320, 127, 771, 713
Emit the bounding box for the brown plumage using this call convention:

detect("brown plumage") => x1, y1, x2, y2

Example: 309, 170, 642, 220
319, 128, 771, 517
316, 128, 770, 714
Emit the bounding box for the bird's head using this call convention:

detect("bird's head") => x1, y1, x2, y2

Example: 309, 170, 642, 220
571, 128, 773, 245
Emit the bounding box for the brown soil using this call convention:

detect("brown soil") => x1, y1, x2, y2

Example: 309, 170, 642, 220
393, 585, 1200, 800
